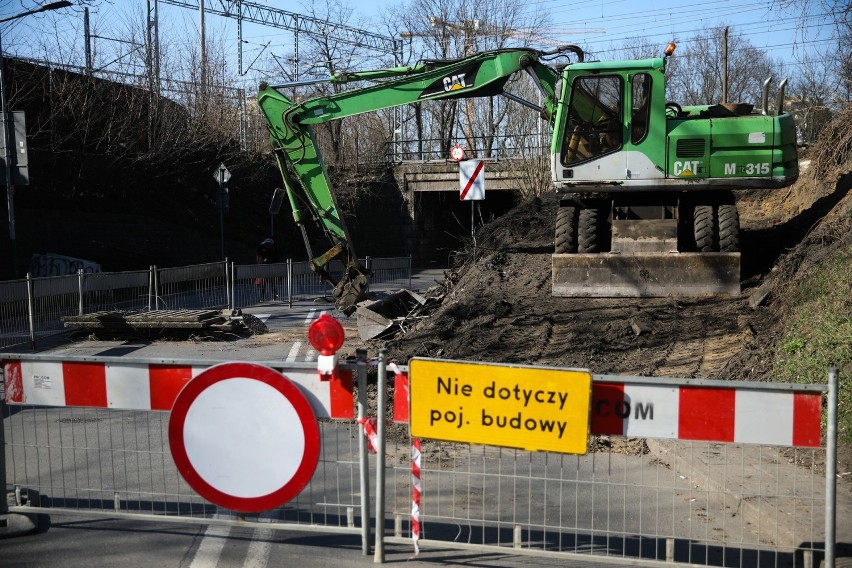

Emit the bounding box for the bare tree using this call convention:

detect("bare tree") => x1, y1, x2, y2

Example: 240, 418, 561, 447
792, 50, 835, 144
666, 25, 778, 107
387, 0, 550, 158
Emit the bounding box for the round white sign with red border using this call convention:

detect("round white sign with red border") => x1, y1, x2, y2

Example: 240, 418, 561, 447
168, 362, 320, 513
449, 145, 465, 162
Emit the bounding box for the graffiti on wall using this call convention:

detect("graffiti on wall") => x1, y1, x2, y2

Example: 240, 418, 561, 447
29, 254, 102, 277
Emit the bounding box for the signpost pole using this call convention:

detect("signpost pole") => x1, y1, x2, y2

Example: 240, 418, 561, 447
356, 349, 372, 555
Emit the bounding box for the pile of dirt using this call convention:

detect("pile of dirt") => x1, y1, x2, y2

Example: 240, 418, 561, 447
372, 142, 852, 484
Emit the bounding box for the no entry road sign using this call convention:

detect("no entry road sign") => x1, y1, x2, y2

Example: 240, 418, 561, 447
168, 362, 320, 512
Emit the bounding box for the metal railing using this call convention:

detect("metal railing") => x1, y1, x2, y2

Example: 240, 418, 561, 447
387, 134, 550, 163
0, 256, 412, 350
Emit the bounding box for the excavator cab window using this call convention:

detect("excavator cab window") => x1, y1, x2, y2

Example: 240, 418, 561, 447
561, 75, 623, 166
631, 73, 652, 144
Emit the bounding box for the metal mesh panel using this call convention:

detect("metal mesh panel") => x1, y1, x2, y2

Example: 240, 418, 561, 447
384, 434, 825, 566
155, 263, 228, 310
4, 405, 364, 531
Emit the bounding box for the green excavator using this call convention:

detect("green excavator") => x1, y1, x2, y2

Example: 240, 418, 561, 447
257, 43, 798, 315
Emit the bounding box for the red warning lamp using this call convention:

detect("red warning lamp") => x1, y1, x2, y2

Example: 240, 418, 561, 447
308, 313, 345, 355
308, 314, 345, 376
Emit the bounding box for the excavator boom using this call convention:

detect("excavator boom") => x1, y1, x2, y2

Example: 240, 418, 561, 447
257, 47, 577, 314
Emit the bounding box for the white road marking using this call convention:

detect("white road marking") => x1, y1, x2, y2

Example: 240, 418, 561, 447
287, 342, 302, 362
304, 309, 317, 325
244, 512, 276, 568
189, 518, 231, 568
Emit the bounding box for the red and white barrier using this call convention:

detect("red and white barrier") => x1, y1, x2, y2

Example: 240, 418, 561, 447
3, 358, 354, 419
392, 370, 823, 448
591, 382, 822, 447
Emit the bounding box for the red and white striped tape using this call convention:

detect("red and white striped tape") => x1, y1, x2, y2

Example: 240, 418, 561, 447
391, 371, 822, 448
411, 437, 422, 556
358, 417, 379, 454
3, 359, 354, 419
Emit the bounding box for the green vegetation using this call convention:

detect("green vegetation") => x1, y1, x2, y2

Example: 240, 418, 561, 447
775, 246, 852, 442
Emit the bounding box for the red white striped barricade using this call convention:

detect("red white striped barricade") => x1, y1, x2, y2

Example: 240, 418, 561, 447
392, 369, 823, 448
3, 354, 354, 420
2, 353, 357, 515
389, 365, 825, 556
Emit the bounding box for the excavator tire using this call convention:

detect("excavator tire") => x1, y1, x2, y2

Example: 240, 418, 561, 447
693, 205, 715, 252
718, 204, 740, 252
555, 205, 578, 254
578, 208, 600, 253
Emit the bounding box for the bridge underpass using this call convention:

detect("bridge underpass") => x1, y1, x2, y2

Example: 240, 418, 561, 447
393, 160, 536, 264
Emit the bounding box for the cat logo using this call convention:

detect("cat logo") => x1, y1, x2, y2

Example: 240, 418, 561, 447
443, 74, 468, 92
419, 63, 480, 99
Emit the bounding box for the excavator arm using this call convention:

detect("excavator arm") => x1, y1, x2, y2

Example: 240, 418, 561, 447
257, 46, 581, 314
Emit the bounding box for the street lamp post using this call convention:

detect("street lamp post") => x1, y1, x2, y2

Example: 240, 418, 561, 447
1, 1, 72, 278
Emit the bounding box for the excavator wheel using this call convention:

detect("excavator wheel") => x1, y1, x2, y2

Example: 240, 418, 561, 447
555, 205, 578, 253
693, 204, 716, 252
578, 208, 601, 253
718, 204, 740, 252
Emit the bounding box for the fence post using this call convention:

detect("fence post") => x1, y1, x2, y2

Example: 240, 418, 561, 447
153, 266, 159, 310
26, 273, 35, 350
374, 348, 388, 563
825, 367, 838, 568
230, 261, 236, 311
408, 255, 412, 290
224, 259, 231, 311
1, 372, 7, 517
365, 257, 371, 294
77, 269, 84, 316
356, 348, 372, 555
148, 266, 154, 311
287, 259, 293, 309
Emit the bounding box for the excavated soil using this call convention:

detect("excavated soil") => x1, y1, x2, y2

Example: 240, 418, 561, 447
355, 161, 852, 483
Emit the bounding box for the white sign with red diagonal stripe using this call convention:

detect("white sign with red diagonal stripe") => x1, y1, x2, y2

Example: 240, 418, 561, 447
459, 159, 485, 201
3, 358, 354, 419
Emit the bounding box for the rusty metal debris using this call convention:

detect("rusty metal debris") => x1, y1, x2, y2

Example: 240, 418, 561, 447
355, 273, 456, 340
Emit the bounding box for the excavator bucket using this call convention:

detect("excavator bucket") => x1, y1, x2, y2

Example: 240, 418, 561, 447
332, 269, 369, 316
355, 290, 427, 340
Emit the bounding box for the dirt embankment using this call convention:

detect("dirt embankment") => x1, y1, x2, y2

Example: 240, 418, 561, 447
361, 149, 852, 486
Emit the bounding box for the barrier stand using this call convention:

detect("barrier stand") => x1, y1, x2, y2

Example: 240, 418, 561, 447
356, 348, 372, 555
826, 367, 838, 568
0, 378, 38, 536
374, 348, 388, 563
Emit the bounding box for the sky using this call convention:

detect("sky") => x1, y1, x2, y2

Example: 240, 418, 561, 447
0, 0, 839, 87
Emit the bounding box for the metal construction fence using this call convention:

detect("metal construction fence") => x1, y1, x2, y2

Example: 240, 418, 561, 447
0, 348, 841, 568
0, 256, 412, 350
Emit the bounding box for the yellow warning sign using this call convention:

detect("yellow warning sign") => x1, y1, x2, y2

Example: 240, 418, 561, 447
409, 358, 592, 454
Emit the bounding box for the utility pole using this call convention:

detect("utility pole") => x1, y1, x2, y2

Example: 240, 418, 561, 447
199, 0, 207, 114
84, 7, 92, 74
722, 27, 729, 104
